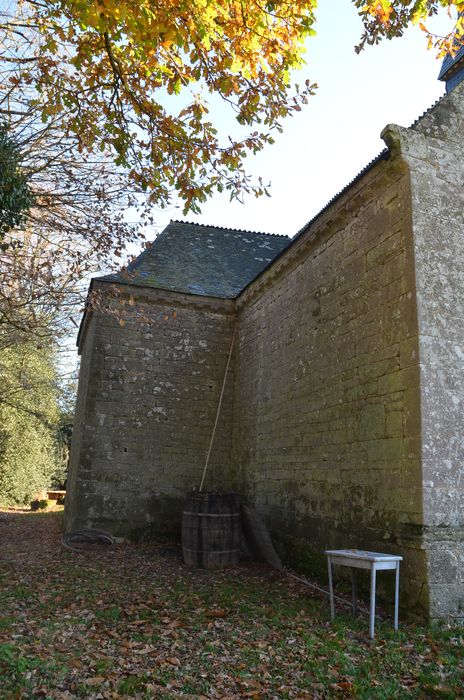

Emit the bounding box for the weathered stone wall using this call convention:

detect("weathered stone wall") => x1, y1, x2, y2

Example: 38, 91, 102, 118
65, 315, 97, 533
384, 83, 464, 618
66, 86, 463, 619
233, 155, 428, 613
65, 284, 236, 538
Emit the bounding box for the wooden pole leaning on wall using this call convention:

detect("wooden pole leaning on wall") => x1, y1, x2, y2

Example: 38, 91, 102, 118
199, 321, 238, 493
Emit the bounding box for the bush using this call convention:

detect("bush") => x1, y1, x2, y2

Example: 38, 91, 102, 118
0, 343, 61, 507
0, 416, 58, 506
0, 122, 34, 241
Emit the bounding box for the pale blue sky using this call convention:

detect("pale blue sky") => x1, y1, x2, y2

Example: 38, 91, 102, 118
147, 0, 452, 239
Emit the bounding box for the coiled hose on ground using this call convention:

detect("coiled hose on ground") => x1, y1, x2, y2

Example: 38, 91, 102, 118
61, 528, 116, 553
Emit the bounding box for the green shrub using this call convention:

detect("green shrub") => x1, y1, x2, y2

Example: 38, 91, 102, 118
0, 343, 61, 506
0, 122, 34, 241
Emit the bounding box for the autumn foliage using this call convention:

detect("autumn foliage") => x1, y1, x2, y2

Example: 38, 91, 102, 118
0, 0, 462, 346
5, 1, 462, 215
355, 0, 464, 54
13, 0, 318, 212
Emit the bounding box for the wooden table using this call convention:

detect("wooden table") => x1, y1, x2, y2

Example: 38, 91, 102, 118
325, 549, 403, 639
47, 490, 66, 501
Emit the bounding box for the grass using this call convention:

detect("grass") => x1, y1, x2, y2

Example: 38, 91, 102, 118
0, 510, 463, 699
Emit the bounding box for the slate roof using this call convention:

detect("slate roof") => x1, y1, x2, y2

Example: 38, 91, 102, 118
438, 42, 464, 92
99, 220, 291, 299
438, 44, 464, 79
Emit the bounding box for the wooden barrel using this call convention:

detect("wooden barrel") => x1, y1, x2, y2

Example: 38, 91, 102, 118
182, 492, 241, 569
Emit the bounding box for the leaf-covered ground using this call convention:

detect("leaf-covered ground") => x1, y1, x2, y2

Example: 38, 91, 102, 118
0, 510, 463, 699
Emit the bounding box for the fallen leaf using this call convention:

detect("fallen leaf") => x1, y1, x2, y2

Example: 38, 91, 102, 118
83, 676, 105, 686
336, 681, 353, 690
206, 608, 228, 618
166, 656, 181, 666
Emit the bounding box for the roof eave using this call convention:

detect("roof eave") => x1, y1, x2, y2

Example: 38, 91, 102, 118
76, 278, 95, 353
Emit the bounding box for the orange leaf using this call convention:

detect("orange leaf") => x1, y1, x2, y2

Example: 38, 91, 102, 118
166, 656, 181, 666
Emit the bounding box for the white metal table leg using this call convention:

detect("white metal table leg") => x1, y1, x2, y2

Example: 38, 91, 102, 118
369, 564, 377, 639
327, 556, 335, 620
394, 561, 400, 630
351, 568, 358, 617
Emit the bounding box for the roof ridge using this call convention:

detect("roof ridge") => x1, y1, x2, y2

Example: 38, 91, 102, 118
170, 219, 288, 238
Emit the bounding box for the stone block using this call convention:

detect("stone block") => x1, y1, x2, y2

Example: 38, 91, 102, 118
428, 584, 464, 620
355, 404, 385, 440
366, 230, 403, 270
386, 410, 404, 437
366, 437, 408, 463
427, 548, 460, 585
378, 366, 419, 395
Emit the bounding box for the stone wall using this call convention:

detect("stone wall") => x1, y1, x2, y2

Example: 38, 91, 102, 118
65, 284, 236, 538
233, 153, 428, 613
383, 83, 464, 617
66, 85, 463, 619
64, 313, 97, 534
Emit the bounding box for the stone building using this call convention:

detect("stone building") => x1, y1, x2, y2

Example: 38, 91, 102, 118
66, 68, 464, 618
